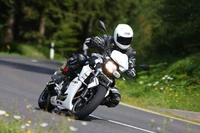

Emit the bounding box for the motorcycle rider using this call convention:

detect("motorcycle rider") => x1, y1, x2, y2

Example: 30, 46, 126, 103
52, 23, 136, 108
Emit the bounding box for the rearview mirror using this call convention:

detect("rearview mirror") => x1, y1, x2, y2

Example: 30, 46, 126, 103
98, 20, 108, 35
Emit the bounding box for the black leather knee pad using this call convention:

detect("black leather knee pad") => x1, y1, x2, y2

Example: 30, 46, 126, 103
111, 93, 121, 106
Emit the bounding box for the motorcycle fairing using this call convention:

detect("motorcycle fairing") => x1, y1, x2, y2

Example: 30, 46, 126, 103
51, 77, 82, 110
50, 64, 100, 110
111, 50, 128, 72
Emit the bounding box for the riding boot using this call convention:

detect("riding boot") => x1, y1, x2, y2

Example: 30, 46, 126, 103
101, 86, 121, 107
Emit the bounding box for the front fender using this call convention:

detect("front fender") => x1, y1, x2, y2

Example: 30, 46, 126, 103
99, 80, 109, 89
98, 74, 113, 89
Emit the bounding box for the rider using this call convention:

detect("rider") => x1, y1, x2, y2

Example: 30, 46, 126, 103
52, 23, 136, 108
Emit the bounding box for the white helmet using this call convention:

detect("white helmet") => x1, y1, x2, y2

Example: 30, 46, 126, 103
114, 24, 134, 50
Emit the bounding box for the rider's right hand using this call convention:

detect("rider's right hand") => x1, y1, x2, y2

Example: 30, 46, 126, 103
85, 36, 104, 49
91, 36, 105, 47
84, 38, 91, 46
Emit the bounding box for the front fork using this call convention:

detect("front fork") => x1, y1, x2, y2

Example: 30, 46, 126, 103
95, 68, 115, 98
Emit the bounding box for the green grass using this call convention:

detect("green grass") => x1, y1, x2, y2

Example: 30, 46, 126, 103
0, 111, 70, 133
17, 44, 46, 59
0, 117, 24, 133
117, 53, 200, 112
1, 43, 66, 61
0, 98, 72, 133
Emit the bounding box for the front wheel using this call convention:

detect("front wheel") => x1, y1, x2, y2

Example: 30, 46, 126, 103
72, 85, 107, 119
38, 84, 56, 112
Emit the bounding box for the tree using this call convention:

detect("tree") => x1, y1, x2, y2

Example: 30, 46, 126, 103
0, 0, 15, 45
127, 0, 162, 60
152, 0, 200, 58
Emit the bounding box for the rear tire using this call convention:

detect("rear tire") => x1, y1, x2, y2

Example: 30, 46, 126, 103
38, 84, 56, 112
72, 85, 107, 119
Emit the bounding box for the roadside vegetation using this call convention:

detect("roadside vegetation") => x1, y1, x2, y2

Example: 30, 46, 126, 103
0, 43, 65, 61
0, 100, 73, 133
0, 111, 70, 133
117, 53, 200, 112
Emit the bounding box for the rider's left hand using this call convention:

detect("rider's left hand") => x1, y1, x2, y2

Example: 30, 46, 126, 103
125, 69, 136, 78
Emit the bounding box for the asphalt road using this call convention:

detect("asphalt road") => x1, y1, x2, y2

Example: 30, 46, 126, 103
0, 55, 200, 133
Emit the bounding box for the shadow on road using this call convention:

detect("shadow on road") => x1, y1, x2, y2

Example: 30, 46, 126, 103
0, 59, 60, 75
35, 107, 102, 122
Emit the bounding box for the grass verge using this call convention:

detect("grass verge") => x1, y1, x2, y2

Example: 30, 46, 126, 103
1, 43, 66, 61
117, 53, 200, 112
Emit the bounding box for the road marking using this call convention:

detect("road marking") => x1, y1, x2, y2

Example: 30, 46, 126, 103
120, 103, 200, 126
31, 59, 38, 62
90, 115, 156, 133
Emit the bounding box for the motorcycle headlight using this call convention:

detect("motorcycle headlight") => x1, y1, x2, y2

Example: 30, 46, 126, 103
105, 61, 117, 73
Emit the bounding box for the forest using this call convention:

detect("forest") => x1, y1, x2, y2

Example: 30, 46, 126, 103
0, 0, 199, 63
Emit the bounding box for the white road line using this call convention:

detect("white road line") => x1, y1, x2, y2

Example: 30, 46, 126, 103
31, 59, 38, 62
90, 115, 156, 133
120, 103, 200, 126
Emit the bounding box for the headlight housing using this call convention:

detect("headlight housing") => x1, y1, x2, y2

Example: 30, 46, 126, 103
105, 61, 117, 73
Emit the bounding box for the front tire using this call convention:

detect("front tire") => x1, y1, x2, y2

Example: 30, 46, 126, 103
38, 84, 56, 112
72, 85, 107, 119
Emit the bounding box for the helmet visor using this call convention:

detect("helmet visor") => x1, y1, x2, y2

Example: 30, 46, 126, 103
117, 34, 132, 45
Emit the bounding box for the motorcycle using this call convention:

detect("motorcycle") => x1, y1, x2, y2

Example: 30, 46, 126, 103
38, 21, 149, 119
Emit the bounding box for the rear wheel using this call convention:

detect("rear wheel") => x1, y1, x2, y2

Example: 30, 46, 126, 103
38, 83, 56, 111
72, 85, 107, 119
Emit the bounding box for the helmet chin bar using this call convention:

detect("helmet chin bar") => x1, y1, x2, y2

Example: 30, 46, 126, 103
113, 24, 133, 50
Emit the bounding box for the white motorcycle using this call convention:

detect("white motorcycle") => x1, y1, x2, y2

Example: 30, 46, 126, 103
38, 21, 148, 119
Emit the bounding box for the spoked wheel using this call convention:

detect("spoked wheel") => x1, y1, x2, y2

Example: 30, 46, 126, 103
72, 85, 107, 120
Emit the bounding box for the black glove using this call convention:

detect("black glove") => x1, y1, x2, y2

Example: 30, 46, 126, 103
90, 36, 105, 48
84, 38, 91, 46
125, 69, 136, 78
129, 58, 136, 69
